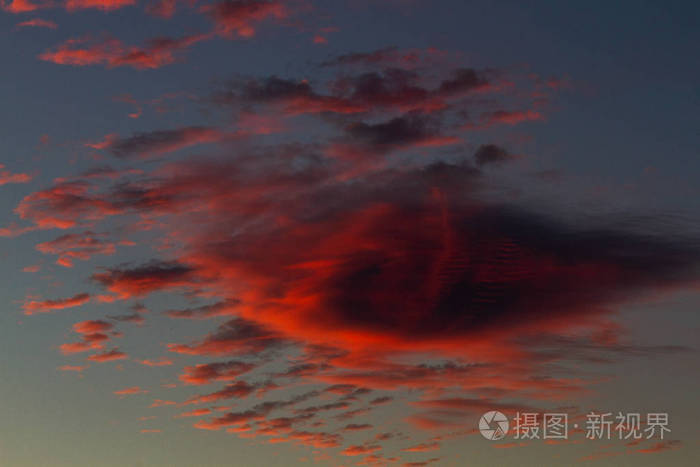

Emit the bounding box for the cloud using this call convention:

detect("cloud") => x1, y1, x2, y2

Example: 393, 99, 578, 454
194, 390, 320, 429
150, 399, 177, 408
637, 440, 682, 454
176, 408, 212, 418
60, 341, 102, 355
14, 181, 119, 229
477, 110, 543, 128
184, 381, 260, 405
64, 319, 116, 353
58, 364, 89, 372
145, 0, 177, 18
64, 0, 135, 11
114, 386, 148, 396
473, 144, 515, 166
215, 76, 366, 115
3, 0, 135, 12
138, 358, 173, 366
1, 0, 45, 13
23, 293, 91, 315
336, 114, 460, 156
320, 47, 414, 68
39, 34, 209, 69
201, 0, 287, 38
87, 348, 128, 362
342, 423, 372, 432
108, 312, 146, 325
165, 300, 240, 319
180, 360, 257, 385
92, 260, 198, 298
15, 18, 57, 29
341, 444, 381, 456
100, 126, 223, 159
401, 441, 440, 452
10, 46, 700, 462
73, 320, 113, 334
36, 231, 116, 267
0, 164, 32, 186
168, 317, 288, 356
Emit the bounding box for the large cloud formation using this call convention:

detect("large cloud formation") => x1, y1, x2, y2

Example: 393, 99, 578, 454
9, 44, 700, 465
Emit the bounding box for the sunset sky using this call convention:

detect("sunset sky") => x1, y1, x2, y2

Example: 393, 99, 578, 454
1, 1, 699, 466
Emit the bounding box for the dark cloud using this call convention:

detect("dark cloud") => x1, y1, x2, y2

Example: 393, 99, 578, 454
473, 144, 513, 166
105, 126, 222, 159
184, 381, 259, 404
180, 360, 257, 385
169, 317, 289, 356
195, 390, 321, 429
321, 47, 406, 67
342, 114, 451, 152
165, 299, 240, 319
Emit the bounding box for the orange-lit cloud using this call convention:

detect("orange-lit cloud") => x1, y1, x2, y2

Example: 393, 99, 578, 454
114, 386, 148, 396
40, 34, 210, 69
201, 0, 287, 38
88, 348, 128, 362
10, 47, 700, 463
0, 164, 32, 186
64, 0, 135, 11
36, 231, 116, 267
23, 292, 91, 315
180, 360, 257, 385
15, 18, 57, 29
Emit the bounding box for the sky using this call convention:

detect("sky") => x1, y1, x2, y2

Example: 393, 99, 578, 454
0, 1, 699, 466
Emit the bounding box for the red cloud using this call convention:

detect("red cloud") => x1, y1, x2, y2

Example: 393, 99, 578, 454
637, 440, 682, 454
60, 341, 102, 355
1, 0, 43, 13
10, 50, 699, 462
202, 0, 287, 38
176, 408, 212, 418
39, 34, 209, 69
138, 358, 173, 367
466, 109, 544, 130
145, 0, 176, 18
23, 293, 90, 315
180, 360, 257, 385
114, 386, 148, 396
3, 0, 134, 12
16, 18, 57, 29
401, 442, 440, 452
36, 231, 116, 267
66, 319, 115, 352
58, 364, 89, 372
15, 181, 119, 229
341, 444, 381, 456
97, 126, 223, 159
64, 0, 135, 11
168, 318, 287, 357
92, 260, 199, 299
150, 399, 177, 408
88, 348, 128, 362
184, 381, 258, 405
73, 319, 113, 334
0, 164, 31, 186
